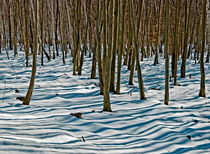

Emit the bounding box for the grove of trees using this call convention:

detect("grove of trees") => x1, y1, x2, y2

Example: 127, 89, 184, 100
0, 0, 209, 111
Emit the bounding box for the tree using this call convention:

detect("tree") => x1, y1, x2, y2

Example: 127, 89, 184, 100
199, 0, 207, 97
130, 0, 145, 100
23, 0, 39, 105
110, 0, 119, 92
115, 0, 126, 94
154, 0, 162, 65
173, 0, 181, 85
78, 0, 90, 75
206, 0, 210, 63
181, 0, 192, 78
103, 0, 113, 112
13, 0, 18, 57
164, 0, 170, 105
73, 0, 81, 75
24, 0, 30, 67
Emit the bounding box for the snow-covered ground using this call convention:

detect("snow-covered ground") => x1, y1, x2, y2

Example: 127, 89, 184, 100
0, 49, 209, 153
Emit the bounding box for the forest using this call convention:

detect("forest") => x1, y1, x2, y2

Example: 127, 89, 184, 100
0, 0, 209, 153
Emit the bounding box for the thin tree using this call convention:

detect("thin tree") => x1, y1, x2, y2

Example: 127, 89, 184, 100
154, 0, 162, 65
164, 0, 170, 105
103, 0, 113, 112
13, 0, 18, 57
173, 0, 181, 85
110, 0, 119, 92
23, 0, 38, 105
73, 0, 81, 75
130, 0, 145, 100
96, 0, 104, 95
78, 0, 90, 75
181, 0, 192, 78
206, 0, 210, 63
199, 0, 207, 97
115, 0, 126, 94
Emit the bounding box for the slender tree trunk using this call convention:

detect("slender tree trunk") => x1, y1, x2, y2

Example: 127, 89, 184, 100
7, 0, 13, 50
13, 0, 18, 57
61, 0, 66, 64
115, 0, 126, 94
173, 0, 180, 85
194, 6, 201, 63
40, 0, 44, 66
23, 0, 38, 105
78, 0, 90, 75
181, 0, 192, 78
91, 39, 97, 79
129, 0, 143, 85
96, 0, 104, 95
110, 0, 119, 92
164, 0, 170, 105
199, 0, 207, 97
73, 0, 81, 75
55, 0, 59, 57
51, 0, 55, 59
0, 33, 1, 54
206, 0, 210, 63
130, 0, 145, 100
154, 0, 162, 65
103, 0, 113, 112
23, 0, 30, 67
146, 6, 150, 58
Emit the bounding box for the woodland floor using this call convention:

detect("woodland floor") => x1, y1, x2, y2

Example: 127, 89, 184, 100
0, 48, 210, 153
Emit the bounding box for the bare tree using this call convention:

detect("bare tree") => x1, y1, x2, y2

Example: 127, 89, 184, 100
199, 0, 207, 97
116, 0, 126, 94
130, 0, 145, 100
23, 0, 39, 105
164, 0, 170, 105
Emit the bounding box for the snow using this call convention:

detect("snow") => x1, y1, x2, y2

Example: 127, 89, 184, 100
0, 49, 210, 153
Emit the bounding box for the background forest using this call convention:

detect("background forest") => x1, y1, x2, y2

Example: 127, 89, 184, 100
0, 0, 209, 153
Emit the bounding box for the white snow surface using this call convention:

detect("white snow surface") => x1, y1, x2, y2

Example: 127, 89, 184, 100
0, 49, 210, 153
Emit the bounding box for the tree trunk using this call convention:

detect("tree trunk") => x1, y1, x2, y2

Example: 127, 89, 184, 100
61, 0, 66, 64
40, 0, 44, 66
91, 39, 97, 79
115, 0, 126, 94
181, 0, 192, 78
206, 0, 210, 63
103, 0, 113, 112
73, 0, 81, 75
130, 0, 145, 100
164, 0, 170, 105
110, 0, 119, 92
78, 0, 90, 75
96, 0, 104, 95
23, 0, 38, 105
154, 0, 162, 65
173, 0, 181, 85
199, 0, 207, 97
55, 0, 59, 57
13, 0, 18, 57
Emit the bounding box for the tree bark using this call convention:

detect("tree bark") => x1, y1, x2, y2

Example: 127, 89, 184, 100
96, 0, 104, 95
181, 0, 192, 78
206, 0, 210, 63
130, 0, 145, 100
173, 0, 181, 85
154, 0, 162, 65
110, 0, 119, 92
115, 0, 126, 94
164, 0, 170, 105
103, 0, 113, 112
13, 0, 18, 57
199, 0, 207, 97
23, 0, 39, 105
